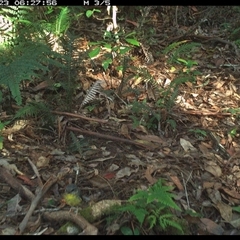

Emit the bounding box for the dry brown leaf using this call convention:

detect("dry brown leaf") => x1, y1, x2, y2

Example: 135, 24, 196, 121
190, 6, 198, 12
36, 156, 49, 168
207, 189, 222, 204
115, 167, 137, 179
215, 201, 232, 222
169, 175, 184, 191
213, 80, 225, 89
204, 161, 222, 177
180, 138, 198, 152
199, 143, 210, 155
203, 181, 214, 189
145, 165, 157, 184
134, 134, 165, 144
134, 139, 159, 150
200, 218, 224, 235
89, 176, 109, 188
230, 213, 240, 228
221, 187, 240, 200
120, 124, 130, 139
32, 80, 52, 91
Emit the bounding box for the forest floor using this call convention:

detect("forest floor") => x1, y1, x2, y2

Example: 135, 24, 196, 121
1, 6, 240, 235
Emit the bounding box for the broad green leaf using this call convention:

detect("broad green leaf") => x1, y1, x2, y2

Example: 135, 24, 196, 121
86, 9, 101, 18
104, 43, 112, 50
88, 47, 100, 59
86, 10, 93, 18
232, 206, 240, 213
125, 38, 140, 46
125, 31, 137, 38
121, 226, 134, 235
102, 58, 112, 71
119, 46, 131, 55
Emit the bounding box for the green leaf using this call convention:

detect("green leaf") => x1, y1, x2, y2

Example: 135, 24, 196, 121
232, 206, 240, 213
86, 10, 93, 18
119, 46, 131, 55
121, 226, 134, 235
125, 38, 140, 46
125, 31, 137, 38
102, 58, 112, 71
86, 9, 101, 18
129, 190, 147, 202
88, 47, 100, 59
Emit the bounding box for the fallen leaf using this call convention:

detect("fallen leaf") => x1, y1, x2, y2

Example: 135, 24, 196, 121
221, 187, 240, 200
120, 123, 130, 139
7, 194, 22, 217
103, 172, 115, 179
230, 212, 240, 228
134, 134, 165, 144
17, 175, 35, 187
207, 189, 222, 204
89, 176, 109, 188
169, 175, 184, 191
215, 201, 232, 222
145, 165, 157, 184
199, 143, 210, 155
116, 167, 133, 179
108, 164, 119, 171
203, 181, 214, 189
180, 138, 198, 152
200, 218, 224, 235
36, 156, 49, 168
204, 161, 222, 177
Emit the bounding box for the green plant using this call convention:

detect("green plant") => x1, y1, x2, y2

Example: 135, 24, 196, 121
0, 41, 62, 105
129, 100, 160, 130
0, 120, 10, 149
163, 41, 200, 64
189, 128, 207, 139
228, 127, 238, 138
117, 179, 184, 234
68, 131, 89, 155
121, 226, 140, 235
85, 8, 101, 18
14, 101, 55, 127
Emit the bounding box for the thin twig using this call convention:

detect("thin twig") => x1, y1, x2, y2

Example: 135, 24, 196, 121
181, 171, 192, 209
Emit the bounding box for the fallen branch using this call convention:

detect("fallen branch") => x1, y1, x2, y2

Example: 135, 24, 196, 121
43, 211, 98, 235
0, 166, 35, 201
52, 111, 108, 124
18, 168, 70, 234
66, 126, 157, 149
183, 110, 231, 117
11, 105, 108, 124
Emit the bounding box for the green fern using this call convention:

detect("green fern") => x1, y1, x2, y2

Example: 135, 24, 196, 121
0, 41, 63, 105
118, 179, 183, 233
55, 7, 70, 37
163, 41, 200, 63
158, 214, 183, 233
14, 102, 51, 119
68, 131, 90, 155
130, 180, 181, 211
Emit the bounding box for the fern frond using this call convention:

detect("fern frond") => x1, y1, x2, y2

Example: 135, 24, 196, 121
80, 80, 103, 108
69, 131, 83, 154
0, 41, 63, 105
164, 41, 201, 63
14, 102, 51, 119
158, 214, 183, 233
55, 7, 70, 36
148, 180, 181, 211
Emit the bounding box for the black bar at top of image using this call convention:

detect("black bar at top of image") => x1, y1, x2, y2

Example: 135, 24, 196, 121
7, 0, 207, 6
7, 0, 236, 6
